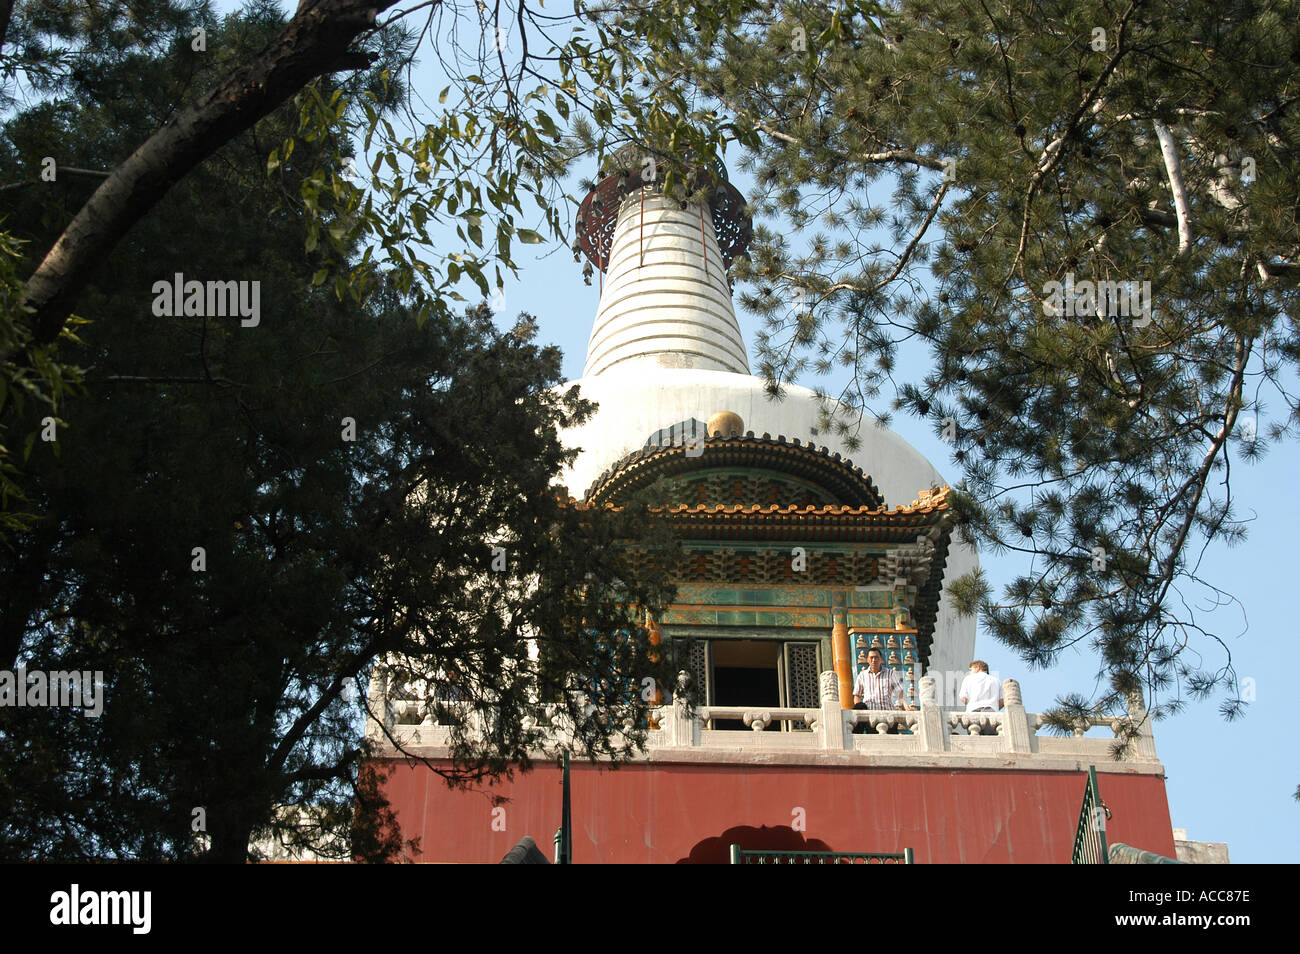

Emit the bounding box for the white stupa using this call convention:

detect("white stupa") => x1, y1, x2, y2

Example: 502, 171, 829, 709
557, 149, 978, 676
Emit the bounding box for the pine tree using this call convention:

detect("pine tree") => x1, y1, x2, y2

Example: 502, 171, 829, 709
600, 0, 1300, 733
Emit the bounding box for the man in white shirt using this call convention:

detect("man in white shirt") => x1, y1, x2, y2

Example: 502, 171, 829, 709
959, 660, 1003, 712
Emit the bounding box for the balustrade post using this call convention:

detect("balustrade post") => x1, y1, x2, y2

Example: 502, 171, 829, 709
819, 671, 848, 750
1002, 678, 1033, 754
663, 670, 701, 747
917, 674, 947, 752
367, 668, 391, 740
1126, 689, 1158, 759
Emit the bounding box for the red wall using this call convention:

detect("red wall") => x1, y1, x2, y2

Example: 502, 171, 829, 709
377, 759, 1175, 864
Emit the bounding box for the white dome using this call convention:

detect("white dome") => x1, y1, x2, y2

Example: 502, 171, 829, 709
555, 369, 979, 677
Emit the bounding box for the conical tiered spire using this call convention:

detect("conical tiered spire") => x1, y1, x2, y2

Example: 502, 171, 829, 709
575, 148, 753, 378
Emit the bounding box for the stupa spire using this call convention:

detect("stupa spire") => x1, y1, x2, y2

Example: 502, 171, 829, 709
574, 147, 753, 378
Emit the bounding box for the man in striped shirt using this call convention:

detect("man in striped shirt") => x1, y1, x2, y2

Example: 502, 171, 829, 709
852, 648, 913, 733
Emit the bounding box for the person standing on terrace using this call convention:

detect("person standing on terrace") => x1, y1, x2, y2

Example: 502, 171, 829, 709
959, 660, 1003, 713
853, 648, 913, 711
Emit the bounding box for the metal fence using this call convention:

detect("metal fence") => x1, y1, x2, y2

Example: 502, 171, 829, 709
1071, 765, 1110, 864
730, 846, 913, 864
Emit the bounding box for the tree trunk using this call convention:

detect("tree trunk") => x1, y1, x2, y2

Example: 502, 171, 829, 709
13, 0, 404, 358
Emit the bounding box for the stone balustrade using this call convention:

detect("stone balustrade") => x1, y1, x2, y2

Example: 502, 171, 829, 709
367, 671, 1162, 775
696, 706, 822, 732
949, 710, 1003, 735
848, 709, 919, 734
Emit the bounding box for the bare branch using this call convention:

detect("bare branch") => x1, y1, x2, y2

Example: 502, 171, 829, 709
1152, 120, 1193, 254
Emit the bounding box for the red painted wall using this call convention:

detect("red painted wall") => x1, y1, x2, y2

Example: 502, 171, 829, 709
376, 759, 1175, 864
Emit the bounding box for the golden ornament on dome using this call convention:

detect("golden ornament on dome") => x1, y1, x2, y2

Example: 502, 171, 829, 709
706, 411, 745, 438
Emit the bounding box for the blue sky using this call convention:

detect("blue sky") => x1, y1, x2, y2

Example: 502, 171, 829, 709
208, 0, 1298, 862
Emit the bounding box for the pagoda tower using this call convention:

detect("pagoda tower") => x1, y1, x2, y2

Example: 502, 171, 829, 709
560, 146, 978, 677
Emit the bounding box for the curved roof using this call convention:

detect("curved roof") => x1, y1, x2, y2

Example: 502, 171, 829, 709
582, 430, 886, 509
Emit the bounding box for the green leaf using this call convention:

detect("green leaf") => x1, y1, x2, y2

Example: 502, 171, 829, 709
536, 111, 559, 139
517, 229, 545, 244
467, 266, 489, 297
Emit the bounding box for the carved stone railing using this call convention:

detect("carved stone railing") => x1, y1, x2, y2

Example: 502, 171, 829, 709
368, 671, 1162, 773
848, 710, 919, 734
696, 706, 822, 732
948, 711, 1004, 735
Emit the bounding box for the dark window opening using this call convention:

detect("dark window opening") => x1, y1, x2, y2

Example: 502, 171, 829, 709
710, 639, 781, 730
